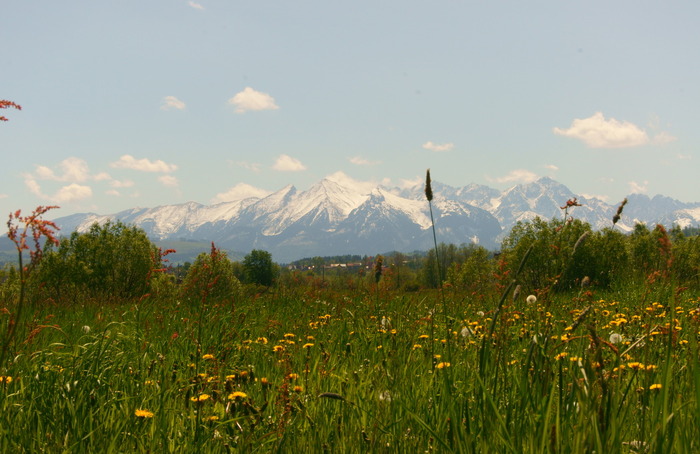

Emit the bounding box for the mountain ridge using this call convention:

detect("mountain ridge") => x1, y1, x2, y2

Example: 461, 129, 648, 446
52, 177, 700, 263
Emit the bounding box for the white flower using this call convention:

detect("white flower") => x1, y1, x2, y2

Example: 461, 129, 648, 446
378, 390, 392, 402
82, 326, 91, 334
460, 326, 474, 338
476, 311, 485, 317
609, 333, 622, 345
526, 295, 537, 304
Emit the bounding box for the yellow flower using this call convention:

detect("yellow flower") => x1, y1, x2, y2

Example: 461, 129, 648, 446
412, 344, 422, 350
206, 415, 219, 422
418, 334, 429, 340
202, 354, 215, 360
303, 343, 314, 349
436, 362, 451, 369
627, 362, 644, 370
135, 409, 154, 418
257, 337, 268, 344
293, 385, 303, 393
287, 373, 299, 380
191, 393, 210, 403
554, 352, 568, 361
650, 384, 662, 391
273, 345, 285, 353
228, 391, 248, 400
0, 376, 13, 384
284, 333, 295, 339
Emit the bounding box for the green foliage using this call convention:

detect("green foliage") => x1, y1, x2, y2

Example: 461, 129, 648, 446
180, 243, 242, 303
33, 221, 161, 301
242, 249, 277, 286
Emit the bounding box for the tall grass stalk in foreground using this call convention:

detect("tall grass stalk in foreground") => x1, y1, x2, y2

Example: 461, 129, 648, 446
425, 169, 453, 370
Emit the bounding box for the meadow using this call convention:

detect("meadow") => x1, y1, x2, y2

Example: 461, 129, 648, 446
1, 204, 699, 452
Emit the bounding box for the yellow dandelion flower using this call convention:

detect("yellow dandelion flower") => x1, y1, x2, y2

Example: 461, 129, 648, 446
191, 393, 210, 403
293, 385, 303, 393
412, 344, 422, 350
135, 409, 154, 418
228, 391, 248, 400
273, 345, 285, 353
554, 352, 568, 361
0, 376, 13, 384
627, 362, 644, 370
303, 343, 314, 349
284, 333, 295, 339
287, 373, 299, 380
206, 415, 219, 422
436, 362, 451, 369
418, 334, 429, 340
649, 384, 662, 391
257, 336, 269, 344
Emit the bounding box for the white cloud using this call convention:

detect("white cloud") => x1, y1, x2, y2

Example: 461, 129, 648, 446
628, 180, 649, 194
553, 112, 654, 148
228, 87, 279, 113
211, 183, 271, 204
54, 184, 92, 202
487, 169, 538, 184
677, 153, 692, 160
93, 172, 111, 181
422, 141, 454, 152
273, 154, 306, 172
398, 176, 423, 189
544, 164, 559, 171
0, 194, 7, 199
349, 156, 381, 166
109, 179, 134, 188
106, 189, 120, 196
34, 157, 91, 182
652, 131, 677, 145
158, 175, 179, 187
161, 96, 186, 111
110, 155, 178, 173
325, 171, 377, 193
188, 1, 204, 10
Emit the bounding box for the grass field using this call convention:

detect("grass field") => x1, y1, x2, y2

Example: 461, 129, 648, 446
1, 282, 698, 453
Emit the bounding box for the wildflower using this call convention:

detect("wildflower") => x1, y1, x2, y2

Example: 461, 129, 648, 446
82, 325, 91, 334
649, 384, 662, 391
526, 295, 537, 304
135, 409, 154, 418
378, 390, 392, 402
436, 362, 451, 369
627, 362, 644, 370
256, 337, 268, 344
206, 416, 220, 422
202, 354, 215, 361
418, 334, 429, 340
261, 377, 271, 388
273, 345, 285, 353
191, 393, 210, 403
228, 391, 248, 400
554, 352, 568, 361
0, 376, 13, 384
293, 385, 303, 393
287, 373, 299, 380
303, 343, 314, 349
609, 333, 622, 344
460, 326, 474, 338
284, 333, 295, 339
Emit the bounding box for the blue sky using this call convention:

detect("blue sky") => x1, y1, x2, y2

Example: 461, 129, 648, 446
2, 1, 698, 219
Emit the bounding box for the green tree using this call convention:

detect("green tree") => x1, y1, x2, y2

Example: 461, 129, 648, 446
243, 249, 277, 286
35, 221, 161, 301
181, 243, 241, 303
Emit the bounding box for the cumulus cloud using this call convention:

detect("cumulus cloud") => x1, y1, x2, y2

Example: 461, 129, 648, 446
54, 184, 93, 202
422, 141, 454, 152
349, 156, 381, 166
628, 180, 649, 194
487, 169, 539, 184
553, 112, 676, 148
34, 157, 91, 182
325, 171, 377, 193
188, 1, 204, 9
106, 189, 121, 196
211, 183, 271, 204
544, 164, 559, 171
228, 87, 279, 113
110, 155, 178, 173
158, 175, 179, 187
161, 96, 186, 111
273, 154, 306, 172
109, 179, 134, 188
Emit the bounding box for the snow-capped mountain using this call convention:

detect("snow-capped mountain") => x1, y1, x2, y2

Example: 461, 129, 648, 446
53, 176, 700, 262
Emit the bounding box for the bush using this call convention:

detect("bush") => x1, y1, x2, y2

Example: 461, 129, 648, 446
181, 243, 242, 303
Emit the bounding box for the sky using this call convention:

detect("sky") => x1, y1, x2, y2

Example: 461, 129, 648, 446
2, 1, 699, 221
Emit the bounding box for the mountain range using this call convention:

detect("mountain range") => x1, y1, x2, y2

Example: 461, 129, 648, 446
52, 176, 700, 263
